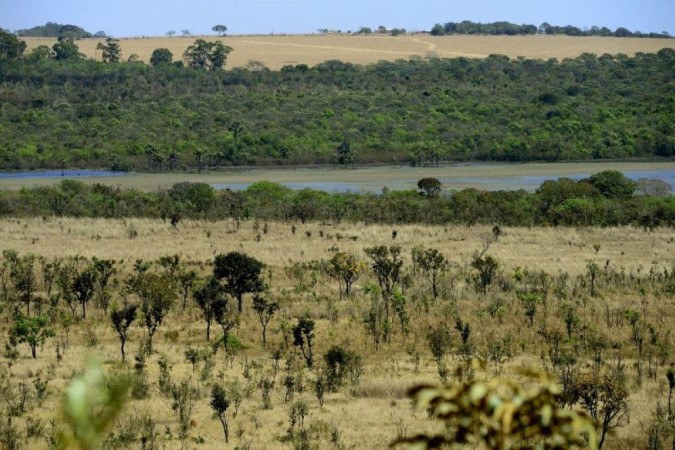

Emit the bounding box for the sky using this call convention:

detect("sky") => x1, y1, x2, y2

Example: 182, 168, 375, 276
3, 0, 674, 37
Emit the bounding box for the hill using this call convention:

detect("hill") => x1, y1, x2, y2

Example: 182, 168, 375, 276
0, 48, 673, 170
16, 21, 93, 39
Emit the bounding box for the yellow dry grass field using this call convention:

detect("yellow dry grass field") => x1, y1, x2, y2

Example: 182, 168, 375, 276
1, 219, 673, 276
23, 34, 675, 69
1, 221, 674, 449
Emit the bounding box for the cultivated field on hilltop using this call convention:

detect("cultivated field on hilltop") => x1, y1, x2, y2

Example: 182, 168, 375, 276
22, 34, 675, 69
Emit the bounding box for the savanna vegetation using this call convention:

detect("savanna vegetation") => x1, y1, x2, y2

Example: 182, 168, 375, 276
0, 171, 673, 229
0, 28, 674, 169
0, 213, 673, 449
1, 18, 674, 450
0, 172, 672, 448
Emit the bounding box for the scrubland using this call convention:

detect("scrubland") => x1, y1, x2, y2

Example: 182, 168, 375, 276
1, 219, 674, 449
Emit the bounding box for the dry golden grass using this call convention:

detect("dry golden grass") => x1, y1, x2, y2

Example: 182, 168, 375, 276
1, 220, 674, 449
1, 218, 673, 275
22, 34, 675, 69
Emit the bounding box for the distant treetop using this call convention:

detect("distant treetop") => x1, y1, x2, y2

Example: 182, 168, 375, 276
429, 20, 671, 38
16, 22, 92, 39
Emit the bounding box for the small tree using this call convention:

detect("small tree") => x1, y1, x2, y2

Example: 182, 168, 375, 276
363, 284, 388, 349
328, 250, 365, 298
11, 315, 54, 358
150, 48, 173, 66
323, 346, 361, 391
417, 177, 442, 198
213, 252, 265, 313
426, 325, 453, 382
133, 273, 177, 353
0, 30, 27, 60
417, 247, 448, 299
110, 304, 137, 362
193, 276, 224, 341
364, 245, 403, 334
171, 378, 200, 445
212, 25, 228, 36
335, 141, 355, 168
471, 253, 499, 295
52, 36, 82, 60
92, 258, 116, 313
519, 292, 539, 326
570, 373, 629, 449
177, 269, 197, 311
588, 170, 636, 199
183, 39, 233, 71
252, 295, 279, 347
624, 309, 648, 381
96, 37, 121, 63
4, 250, 36, 316
73, 266, 97, 319
587, 261, 600, 297
293, 316, 315, 368
210, 384, 230, 442
667, 368, 674, 421
57, 257, 80, 318
213, 296, 237, 347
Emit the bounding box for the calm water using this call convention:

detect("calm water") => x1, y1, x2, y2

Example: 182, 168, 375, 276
212, 170, 675, 193
1, 168, 673, 193
0, 170, 129, 179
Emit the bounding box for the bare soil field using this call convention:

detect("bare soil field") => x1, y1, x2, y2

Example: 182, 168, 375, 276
23, 34, 675, 69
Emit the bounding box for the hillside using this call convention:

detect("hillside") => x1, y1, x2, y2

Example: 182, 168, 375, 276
0, 47, 673, 170
21, 34, 675, 69
16, 21, 93, 38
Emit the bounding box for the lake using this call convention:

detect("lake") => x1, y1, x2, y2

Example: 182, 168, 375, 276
0, 163, 673, 193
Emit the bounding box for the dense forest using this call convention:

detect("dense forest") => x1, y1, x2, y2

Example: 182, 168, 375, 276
0, 172, 672, 227
429, 20, 673, 38
0, 41, 673, 169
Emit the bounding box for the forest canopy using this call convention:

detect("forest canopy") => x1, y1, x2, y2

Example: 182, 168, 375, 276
0, 36, 673, 169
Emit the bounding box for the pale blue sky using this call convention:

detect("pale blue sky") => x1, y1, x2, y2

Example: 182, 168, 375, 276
3, 0, 674, 37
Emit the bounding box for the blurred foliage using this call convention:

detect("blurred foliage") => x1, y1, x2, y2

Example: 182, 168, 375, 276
393, 368, 596, 449
61, 363, 130, 449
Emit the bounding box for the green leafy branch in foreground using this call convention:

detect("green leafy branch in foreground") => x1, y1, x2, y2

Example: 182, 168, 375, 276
393, 368, 596, 450
59, 363, 131, 449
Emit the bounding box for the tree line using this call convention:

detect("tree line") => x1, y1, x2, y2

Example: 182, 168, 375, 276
0, 29, 674, 169
0, 171, 672, 227
430, 20, 672, 38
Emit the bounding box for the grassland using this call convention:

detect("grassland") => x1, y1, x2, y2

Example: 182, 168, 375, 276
23, 34, 675, 69
1, 219, 674, 448
2, 161, 674, 192
2, 219, 673, 275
